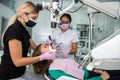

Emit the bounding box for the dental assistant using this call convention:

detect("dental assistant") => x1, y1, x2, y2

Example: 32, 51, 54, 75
0, 1, 55, 80
46, 13, 78, 59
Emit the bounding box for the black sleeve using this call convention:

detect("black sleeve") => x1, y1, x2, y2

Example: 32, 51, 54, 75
25, 30, 31, 39
6, 26, 22, 42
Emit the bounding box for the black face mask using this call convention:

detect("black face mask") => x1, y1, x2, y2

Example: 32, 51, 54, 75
26, 18, 37, 27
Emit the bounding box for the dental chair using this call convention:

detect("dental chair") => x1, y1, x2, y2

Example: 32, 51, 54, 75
86, 29, 120, 80
87, 29, 120, 70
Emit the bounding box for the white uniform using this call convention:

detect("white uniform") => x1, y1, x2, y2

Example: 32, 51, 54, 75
51, 29, 78, 59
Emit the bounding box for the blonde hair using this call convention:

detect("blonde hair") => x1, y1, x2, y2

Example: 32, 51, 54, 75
1, 1, 39, 47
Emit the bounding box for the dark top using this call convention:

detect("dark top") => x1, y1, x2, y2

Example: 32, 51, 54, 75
0, 20, 31, 79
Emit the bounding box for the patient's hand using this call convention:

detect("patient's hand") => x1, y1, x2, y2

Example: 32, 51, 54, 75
93, 70, 110, 80
101, 71, 110, 80
93, 69, 103, 74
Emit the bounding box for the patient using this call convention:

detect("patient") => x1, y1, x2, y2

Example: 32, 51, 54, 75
32, 44, 110, 80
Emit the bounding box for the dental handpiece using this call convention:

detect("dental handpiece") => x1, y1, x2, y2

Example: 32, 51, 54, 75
49, 35, 53, 46
49, 35, 52, 41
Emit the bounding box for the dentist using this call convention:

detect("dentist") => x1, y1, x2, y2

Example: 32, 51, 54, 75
0, 1, 55, 80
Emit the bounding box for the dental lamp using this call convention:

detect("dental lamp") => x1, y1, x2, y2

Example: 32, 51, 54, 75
37, 0, 59, 28
50, 0, 59, 28
37, 0, 79, 28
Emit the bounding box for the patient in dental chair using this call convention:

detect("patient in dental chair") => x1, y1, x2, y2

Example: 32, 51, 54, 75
32, 44, 110, 80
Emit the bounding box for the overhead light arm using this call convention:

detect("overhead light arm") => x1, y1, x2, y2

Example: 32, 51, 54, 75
79, 0, 119, 19
59, 0, 77, 15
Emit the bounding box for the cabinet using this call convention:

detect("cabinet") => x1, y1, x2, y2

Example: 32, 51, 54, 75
77, 24, 89, 48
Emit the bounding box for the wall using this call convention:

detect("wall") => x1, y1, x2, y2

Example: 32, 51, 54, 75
0, 3, 15, 50
0, 3, 15, 21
